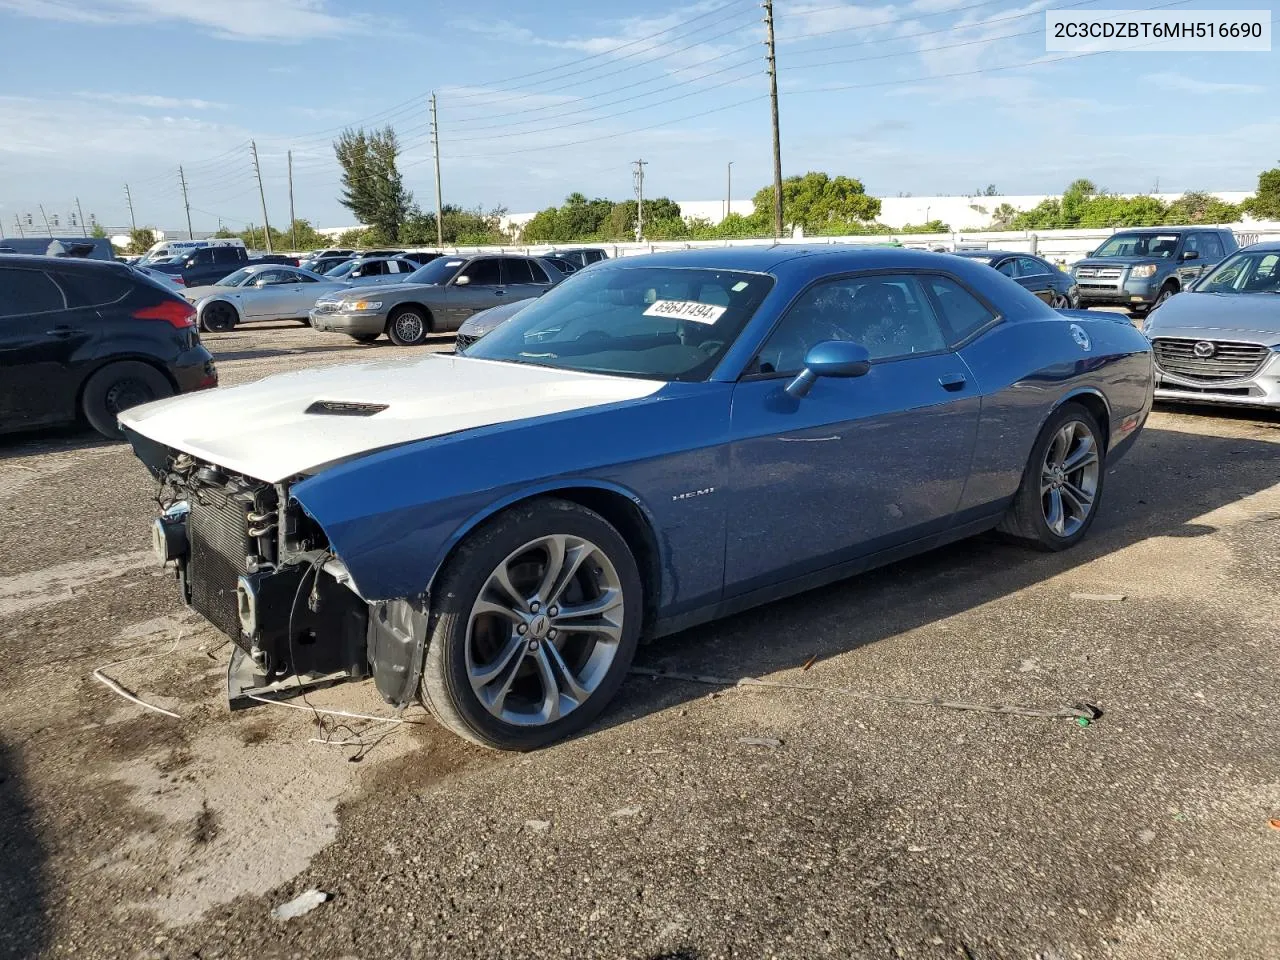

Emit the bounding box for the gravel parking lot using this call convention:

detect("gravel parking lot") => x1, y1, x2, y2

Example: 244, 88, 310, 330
1, 320, 1277, 960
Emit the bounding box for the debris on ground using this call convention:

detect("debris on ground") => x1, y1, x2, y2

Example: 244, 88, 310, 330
737, 736, 783, 748
610, 805, 643, 818
524, 819, 552, 833
270, 889, 331, 921
1070, 593, 1127, 602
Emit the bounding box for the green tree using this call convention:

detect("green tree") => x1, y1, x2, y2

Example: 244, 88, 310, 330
89, 222, 107, 239
1242, 168, 1280, 220
1164, 191, 1240, 224
752, 172, 880, 233
991, 202, 1018, 229
337, 227, 368, 247
897, 219, 950, 234
334, 126, 412, 242
125, 227, 158, 255
605, 197, 682, 239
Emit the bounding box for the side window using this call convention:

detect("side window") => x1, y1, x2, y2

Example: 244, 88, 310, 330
527, 260, 552, 284
253, 269, 290, 285
753, 274, 949, 375
213, 247, 241, 264
51, 268, 133, 308
1202, 234, 1224, 261
995, 259, 1018, 278
1183, 234, 1204, 258
296, 272, 317, 283
462, 258, 503, 286
503, 258, 535, 284
1017, 256, 1047, 276
925, 275, 998, 343
0, 268, 67, 318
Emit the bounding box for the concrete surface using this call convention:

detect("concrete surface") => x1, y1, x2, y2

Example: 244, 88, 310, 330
0, 319, 1277, 960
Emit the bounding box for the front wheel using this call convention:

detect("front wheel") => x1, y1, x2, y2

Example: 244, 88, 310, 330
998, 402, 1105, 551
1151, 285, 1176, 309
200, 301, 237, 332
419, 498, 643, 750
387, 307, 429, 346
1050, 293, 1071, 309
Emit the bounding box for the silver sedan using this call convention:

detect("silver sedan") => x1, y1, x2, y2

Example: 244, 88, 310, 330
187, 264, 351, 332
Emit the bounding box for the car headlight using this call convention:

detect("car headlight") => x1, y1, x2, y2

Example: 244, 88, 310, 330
1130, 264, 1157, 279
344, 300, 382, 311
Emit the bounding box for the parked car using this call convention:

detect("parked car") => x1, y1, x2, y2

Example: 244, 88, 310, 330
133, 264, 186, 292
299, 255, 354, 276
0, 255, 216, 438
148, 245, 294, 288
186, 264, 350, 332
138, 238, 244, 265
542, 255, 580, 276
454, 298, 530, 352
1142, 241, 1280, 408
323, 256, 421, 284
307, 248, 355, 259
359, 248, 406, 258
549, 247, 609, 268
1071, 228, 1238, 314
397, 252, 442, 266
120, 247, 1151, 749
311, 253, 563, 345
950, 250, 1079, 308
0, 237, 118, 261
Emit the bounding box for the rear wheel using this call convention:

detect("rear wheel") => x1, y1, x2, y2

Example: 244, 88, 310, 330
998, 401, 1105, 551
200, 301, 237, 332
419, 498, 642, 750
82, 361, 173, 439
387, 307, 429, 346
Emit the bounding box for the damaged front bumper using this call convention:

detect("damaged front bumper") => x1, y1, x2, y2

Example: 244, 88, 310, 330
135, 441, 428, 711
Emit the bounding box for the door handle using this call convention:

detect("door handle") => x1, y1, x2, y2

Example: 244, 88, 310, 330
938, 373, 967, 391
45, 326, 73, 338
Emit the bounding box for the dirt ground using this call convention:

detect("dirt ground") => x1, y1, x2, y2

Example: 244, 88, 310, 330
1, 319, 1277, 960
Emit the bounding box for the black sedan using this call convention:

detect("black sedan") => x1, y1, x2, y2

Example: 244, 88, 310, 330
0, 255, 217, 438
951, 250, 1079, 309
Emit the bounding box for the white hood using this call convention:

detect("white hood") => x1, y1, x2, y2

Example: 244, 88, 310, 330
120, 354, 662, 482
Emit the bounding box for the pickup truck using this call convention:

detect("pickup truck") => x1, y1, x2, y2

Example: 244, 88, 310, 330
147, 246, 298, 287
1071, 227, 1238, 315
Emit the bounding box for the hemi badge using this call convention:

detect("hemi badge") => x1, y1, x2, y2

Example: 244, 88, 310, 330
304, 400, 389, 417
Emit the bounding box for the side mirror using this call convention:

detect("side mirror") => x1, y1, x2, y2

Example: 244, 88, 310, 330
785, 340, 871, 399
454, 275, 471, 286
1180, 249, 1200, 261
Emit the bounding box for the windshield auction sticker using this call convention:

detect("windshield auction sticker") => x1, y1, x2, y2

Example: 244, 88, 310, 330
1046, 10, 1271, 51
642, 299, 727, 324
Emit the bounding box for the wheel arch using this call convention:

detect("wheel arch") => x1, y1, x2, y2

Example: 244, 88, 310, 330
1052, 387, 1112, 453
387, 301, 435, 332
427, 480, 664, 634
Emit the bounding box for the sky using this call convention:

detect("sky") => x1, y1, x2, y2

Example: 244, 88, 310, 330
0, 0, 1275, 234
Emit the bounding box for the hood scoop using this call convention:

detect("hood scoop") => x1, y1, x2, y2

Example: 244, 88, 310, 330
304, 400, 389, 417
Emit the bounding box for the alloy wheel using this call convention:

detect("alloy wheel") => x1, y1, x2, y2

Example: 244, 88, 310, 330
393, 313, 424, 343
466, 534, 624, 727
1040, 420, 1100, 538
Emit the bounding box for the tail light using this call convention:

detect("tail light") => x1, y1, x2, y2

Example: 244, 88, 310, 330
173, 276, 186, 286
134, 298, 196, 329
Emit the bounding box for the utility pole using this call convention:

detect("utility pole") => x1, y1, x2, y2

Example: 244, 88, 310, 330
124, 183, 137, 233
287, 149, 297, 251
38, 204, 53, 237
75, 197, 87, 237
250, 140, 273, 253
178, 166, 193, 240
430, 92, 444, 248
632, 158, 647, 242
763, 0, 784, 239
726, 161, 734, 220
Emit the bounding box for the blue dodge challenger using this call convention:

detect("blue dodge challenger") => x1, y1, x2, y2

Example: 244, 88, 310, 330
121, 247, 1153, 750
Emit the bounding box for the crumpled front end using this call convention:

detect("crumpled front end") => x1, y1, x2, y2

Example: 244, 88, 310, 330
129, 430, 426, 710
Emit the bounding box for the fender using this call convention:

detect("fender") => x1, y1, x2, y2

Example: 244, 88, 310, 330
196, 297, 242, 325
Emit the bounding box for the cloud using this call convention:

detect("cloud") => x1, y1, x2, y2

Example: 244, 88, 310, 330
76, 91, 228, 110
1140, 72, 1264, 95
0, 0, 372, 41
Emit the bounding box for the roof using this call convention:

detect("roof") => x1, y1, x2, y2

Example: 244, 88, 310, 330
1105, 226, 1227, 234
950, 250, 1027, 259
0, 253, 129, 272
597, 244, 991, 275
1241, 240, 1280, 252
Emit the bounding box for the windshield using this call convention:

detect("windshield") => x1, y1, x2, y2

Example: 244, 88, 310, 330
216, 268, 254, 287
1195, 250, 1280, 294
325, 260, 357, 278
464, 266, 775, 381
406, 257, 467, 285
1091, 233, 1180, 259
958, 253, 997, 265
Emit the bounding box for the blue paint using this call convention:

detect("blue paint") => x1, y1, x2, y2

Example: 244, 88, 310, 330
291, 247, 1152, 628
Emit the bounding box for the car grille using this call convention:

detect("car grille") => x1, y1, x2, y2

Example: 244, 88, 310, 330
1152, 338, 1270, 383
187, 493, 254, 648
1075, 267, 1123, 280
454, 333, 478, 353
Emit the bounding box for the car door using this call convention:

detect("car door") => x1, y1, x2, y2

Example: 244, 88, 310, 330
240, 269, 298, 319
1175, 234, 1213, 287
441, 257, 506, 329
1014, 256, 1056, 302
0, 266, 89, 430
724, 271, 982, 594
272, 270, 325, 317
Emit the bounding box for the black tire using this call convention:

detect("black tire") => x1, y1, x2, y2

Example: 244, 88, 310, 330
350, 332, 381, 344
386, 306, 430, 346
419, 498, 643, 751
81, 361, 173, 439
997, 401, 1106, 551
200, 301, 237, 332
